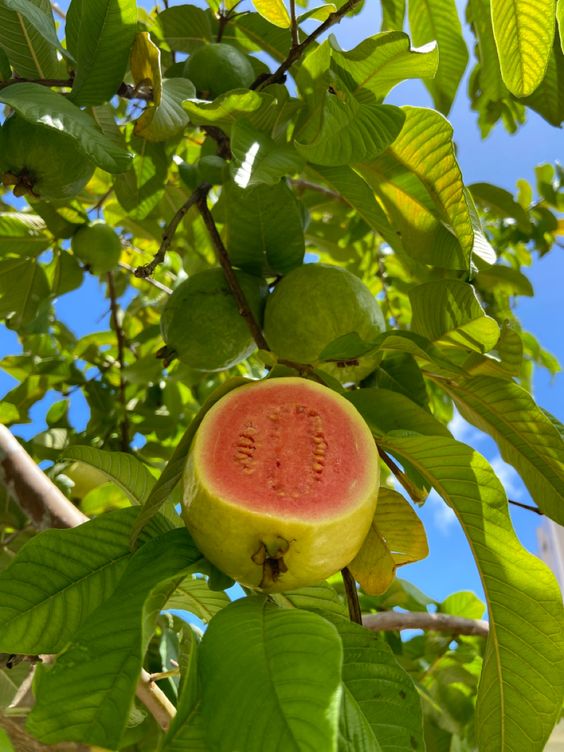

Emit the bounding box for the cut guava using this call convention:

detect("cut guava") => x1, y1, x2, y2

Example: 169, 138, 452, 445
184, 43, 254, 99
263, 263, 386, 383
0, 115, 95, 202
71, 221, 122, 275
160, 268, 267, 371
182, 377, 380, 592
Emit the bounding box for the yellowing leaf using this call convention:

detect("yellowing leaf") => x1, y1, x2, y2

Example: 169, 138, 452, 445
130, 31, 162, 105
252, 0, 291, 29
349, 488, 428, 595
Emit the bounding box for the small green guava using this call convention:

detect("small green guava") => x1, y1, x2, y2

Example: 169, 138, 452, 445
184, 43, 254, 99
71, 221, 122, 275
0, 115, 95, 201
263, 263, 386, 382
161, 268, 267, 371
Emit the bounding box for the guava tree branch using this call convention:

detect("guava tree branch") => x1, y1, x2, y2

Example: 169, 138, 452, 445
341, 567, 362, 624
196, 192, 270, 351
0, 78, 152, 101
363, 611, 490, 638
251, 0, 363, 89
508, 498, 542, 515
289, 0, 299, 48
107, 271, 130, 452
0, 426, 176, 732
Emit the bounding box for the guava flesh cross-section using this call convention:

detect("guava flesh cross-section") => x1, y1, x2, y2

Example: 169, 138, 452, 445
183, 377, 380, 591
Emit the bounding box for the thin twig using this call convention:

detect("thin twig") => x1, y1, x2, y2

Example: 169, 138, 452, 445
289, 0, 299, 48
107, 272, 130, 452
289, 178, 343, 202
363, 611, 489, 638
91, 187, 114, 215
508, 498, 543, 515
341, 567, 362, 625
196, 192, 270, 351
251, 0, 363, 89
134, 186, 207, 279
379, 449, 426, 504
0, 427, 176, 731
119, 262, 172, 294
0, 78, 152, 102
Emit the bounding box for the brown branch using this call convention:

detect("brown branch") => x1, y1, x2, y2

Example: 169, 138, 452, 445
289, 0, 299, 48
0, 426, 176, 732
251, 0, 363, 89
134, 186, 207, 278
51, 2, 66, 20
378, 449, 426, 504
0, 78, 152, 101
289, 178, 344, 202
107, 271, 130, 452
341, 567, 362, 625
196, 192, 270, 351
119, 261, 172, 294
363, 611, 489, 638
508, 498, 543, 515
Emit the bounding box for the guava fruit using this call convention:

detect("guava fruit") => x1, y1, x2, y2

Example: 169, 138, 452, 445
182, 377, 380, 592
160, 268, 267, 371
0, 115, 95, 201
263, 263, 386, 383
71, 221, 122, 274
184, 43, 254, 99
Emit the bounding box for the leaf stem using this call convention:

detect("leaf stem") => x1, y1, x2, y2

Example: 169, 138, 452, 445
379, 449, 426, 504
107, 271, 130, 452
289, 0, 299, 48
508, 498, 543, 515
341, 567, 362, 624
196, 192, 270, 351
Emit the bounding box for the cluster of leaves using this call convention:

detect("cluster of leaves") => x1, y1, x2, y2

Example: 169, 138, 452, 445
0, 0, 563, 750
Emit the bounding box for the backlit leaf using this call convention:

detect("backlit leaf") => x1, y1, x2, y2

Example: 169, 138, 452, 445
158, 5, 212, 52
521, 35, 564, 126
0, 213, 50, 256
252, 0, 291, 28
0, 257, 49, 327
231, 119, 304, 187
135, 78, 194, 142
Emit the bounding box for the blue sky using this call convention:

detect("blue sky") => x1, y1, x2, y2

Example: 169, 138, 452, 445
1, 0, 562, 607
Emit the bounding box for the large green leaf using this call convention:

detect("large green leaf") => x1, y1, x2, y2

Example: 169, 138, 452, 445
408, 0, 468, 113
0, 0, 69, 59
409, 280, 500, 353
436, 374, 564, 523
0, 213, 50, 257
380, 434, 564, 752
347, 387, 450, 437
0, 0, 61, 78
358, 107, 473, 269
251, 0, 291, 28
326, 615, 425, 752
114, 139, 169, 220
183, 90, 276, 132
381, 0, 406, 29
470, 182, 532, 233
0, 257, 49, 327
134, 78, 195, 142
66, 0, 138, 106
491, 0, 555, 96
199, 596, 343, 752
230, 119, 304, 187
166, 576, 230, 622
0, 508, 170, 654
27, 528, 201, 748
0, 83, 132, 173
157, 4, 212, 52
221, 180, 305, 276
521, 35, 564, 126
329, 31, 438, 104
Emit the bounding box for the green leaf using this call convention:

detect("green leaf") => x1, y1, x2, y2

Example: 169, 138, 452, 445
0, 83, 132, 173
66, 0, 138, 106
358, 107, 473, 269
114, 140, 169, 220
379, 434, 564, 752
329, 31, 438, 104
0, 0, 61, 78
27, 528, 201, 748
439, 591, 485, 620
0, 508, 170, 654
470, 182, 532, 233
521, 35, 564, 126
199, 596, 343, 752
166, 576, 230, 622
272, 582, 348, 617
0, 0, 69, 59
251, 0, 291, 28
0, 257, 49, 327
476, 265, 534, 296
408, 0, 468, 113
491, 0, 555, 96
409, 280, 500, 353
436, 374, 564, 524
134, 78, 195, 142
0, 213, 50, 257
222, 180, 305, 275
381, 0, 406, 30
325, 615, 425, 752
62, 446, 156, 505
231, 119, 305, 187
295, 96, 405, 166
130, 377, 249, 545
227, 13, 291, 62
348, 488, 429, 595
158, 5, 213, 53
183, 90, 276, 131
347, 387, 451, 437
368, 352, 428, 407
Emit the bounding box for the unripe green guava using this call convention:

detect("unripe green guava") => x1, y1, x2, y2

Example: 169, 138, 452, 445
264, 263, 386, 383
0, 115, 95, 201
71, 221, 122, 275
161, 268, 267, 371
184, 43, 254, 99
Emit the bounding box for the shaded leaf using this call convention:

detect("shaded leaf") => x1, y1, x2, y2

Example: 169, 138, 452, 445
231, 119, 304, 187
0, 0, 60, 78
0, 0, 69, 59
470, 181, 532, 232
166, 576, 230, 622
135, 78, 194, 142
114, 140, 169, 220
0, 257, 49, 327
158, 4, 213, 53
0, 213, 50, 257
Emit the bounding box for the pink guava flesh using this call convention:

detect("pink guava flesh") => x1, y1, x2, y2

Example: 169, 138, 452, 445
195, 378, 375, 519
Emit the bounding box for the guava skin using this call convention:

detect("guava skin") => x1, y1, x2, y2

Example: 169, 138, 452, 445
71, 221, 122, 275
161, 268, 267, 371
0, 115, 95, 201
184, 43, 255, 99
182, 377, 380, 593
264, 263, 386, 383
